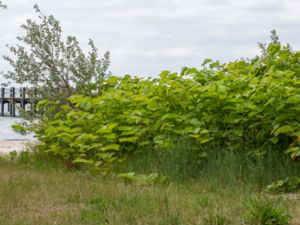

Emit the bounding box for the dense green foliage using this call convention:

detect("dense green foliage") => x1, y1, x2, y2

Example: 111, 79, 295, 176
21, 32, 300, 170
266, 176, 300, 194
244, 198, 290, 225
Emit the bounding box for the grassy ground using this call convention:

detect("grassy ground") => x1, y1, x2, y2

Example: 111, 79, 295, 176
1, 148, 300, 225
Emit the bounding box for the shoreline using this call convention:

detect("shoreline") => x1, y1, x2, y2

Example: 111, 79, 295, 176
0, 139, 32, 155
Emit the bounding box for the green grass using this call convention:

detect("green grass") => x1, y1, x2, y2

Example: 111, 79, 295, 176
1, 163, 300, 225
1, 144, 300, 224
121, 142, 300, 187
244, 197, 291, 225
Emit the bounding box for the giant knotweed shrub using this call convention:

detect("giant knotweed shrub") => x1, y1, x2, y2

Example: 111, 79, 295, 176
32, 34, 300, 170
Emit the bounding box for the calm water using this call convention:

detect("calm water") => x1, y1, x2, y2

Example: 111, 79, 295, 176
0, 117, 34, 141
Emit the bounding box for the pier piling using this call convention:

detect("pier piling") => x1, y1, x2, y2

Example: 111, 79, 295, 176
0, 87, 32, 117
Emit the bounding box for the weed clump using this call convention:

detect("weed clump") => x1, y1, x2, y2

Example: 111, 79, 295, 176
244, 198, 290, 225
266, 177, 300, 194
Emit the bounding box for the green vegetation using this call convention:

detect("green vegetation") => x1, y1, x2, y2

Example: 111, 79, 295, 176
3, 4, 110, 105
4, 5, 300, 223
1, 148, 300, 225
17, 31, 300, 173
244, 198, 291, 225
266, 177, 300, 194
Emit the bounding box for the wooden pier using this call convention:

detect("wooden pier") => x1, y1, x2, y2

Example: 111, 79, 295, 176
0, 87, 32, 117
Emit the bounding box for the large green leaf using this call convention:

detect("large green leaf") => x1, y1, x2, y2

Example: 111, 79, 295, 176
101, 144, 120, 151
274, 125, 294, 136
119, 136, 139, 143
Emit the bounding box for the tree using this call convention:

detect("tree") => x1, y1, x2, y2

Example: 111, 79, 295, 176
3, 4, 110, 103
0, 1, 7, 9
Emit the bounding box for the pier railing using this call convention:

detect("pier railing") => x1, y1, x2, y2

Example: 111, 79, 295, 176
0, 87, 35, 117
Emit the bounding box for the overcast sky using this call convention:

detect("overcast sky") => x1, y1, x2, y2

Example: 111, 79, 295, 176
0, 0, 300, 82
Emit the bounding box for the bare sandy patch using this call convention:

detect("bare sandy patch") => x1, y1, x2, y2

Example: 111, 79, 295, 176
0, 140, 31, 155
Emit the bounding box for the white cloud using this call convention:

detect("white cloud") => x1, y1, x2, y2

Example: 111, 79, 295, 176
1, 0, 300, 82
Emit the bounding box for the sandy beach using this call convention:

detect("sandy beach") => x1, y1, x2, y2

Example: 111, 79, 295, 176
0, 117, 35, 155
0, 140, 31, 155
